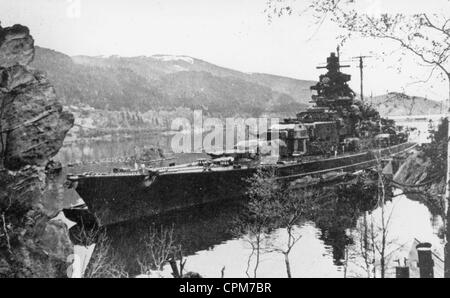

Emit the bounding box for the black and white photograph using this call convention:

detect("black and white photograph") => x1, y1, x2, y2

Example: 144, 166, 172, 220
0, 0, 449, 282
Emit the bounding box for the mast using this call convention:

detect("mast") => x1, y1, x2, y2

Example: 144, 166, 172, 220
353, 55, 372, 102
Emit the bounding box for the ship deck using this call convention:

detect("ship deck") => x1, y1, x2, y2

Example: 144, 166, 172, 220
67, 142, 417, 180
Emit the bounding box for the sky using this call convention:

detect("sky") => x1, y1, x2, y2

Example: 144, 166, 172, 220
0, 0, 448, 101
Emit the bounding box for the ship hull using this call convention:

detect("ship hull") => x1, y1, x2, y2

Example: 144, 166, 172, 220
70, 142, 416, 226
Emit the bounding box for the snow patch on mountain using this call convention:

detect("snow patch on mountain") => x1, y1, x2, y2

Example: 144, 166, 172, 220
152, 55, 194, 64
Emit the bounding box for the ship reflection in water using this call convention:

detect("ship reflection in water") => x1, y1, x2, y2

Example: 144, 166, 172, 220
105, 201, 344, 277
101, 191, 443, 278
47, 132, 443, 278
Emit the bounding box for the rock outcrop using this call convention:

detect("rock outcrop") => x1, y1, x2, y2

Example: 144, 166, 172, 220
394, 149, 446, 218
0, 24, 74, 277
393, 150, 431, 186
0, 25, 34, 67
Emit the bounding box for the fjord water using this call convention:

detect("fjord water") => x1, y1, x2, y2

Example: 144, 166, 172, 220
46, 122, 444, 277
100, 189, 442, 278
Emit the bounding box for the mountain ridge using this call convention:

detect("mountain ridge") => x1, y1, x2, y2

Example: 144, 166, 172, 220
32, 46, 315, 116
31, 46, 443, 119
366, 92, 443, 117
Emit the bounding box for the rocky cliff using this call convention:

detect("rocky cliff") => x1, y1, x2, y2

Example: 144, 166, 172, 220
394, 149, 446, 219
0, 24, 74, 277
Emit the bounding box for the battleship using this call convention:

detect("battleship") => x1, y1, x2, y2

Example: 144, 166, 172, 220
66, 52, 416, 226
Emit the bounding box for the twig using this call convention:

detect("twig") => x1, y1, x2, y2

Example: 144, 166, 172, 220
1, 212, 12, 255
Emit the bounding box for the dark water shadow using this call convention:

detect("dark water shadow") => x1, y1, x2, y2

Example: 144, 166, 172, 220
103, 200, 245, 275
